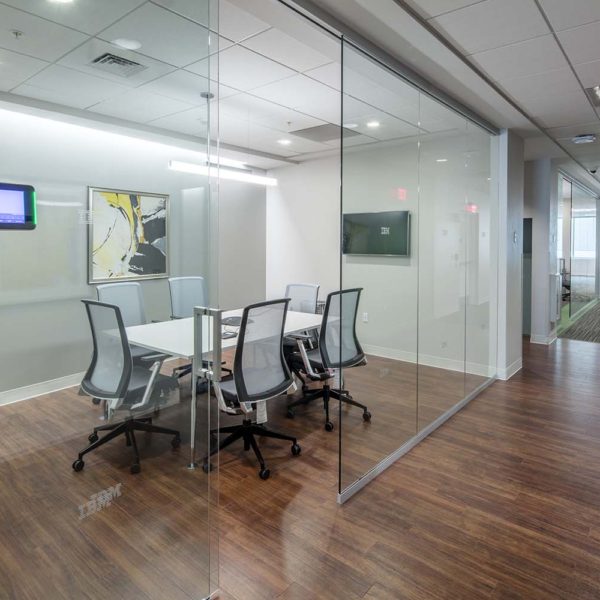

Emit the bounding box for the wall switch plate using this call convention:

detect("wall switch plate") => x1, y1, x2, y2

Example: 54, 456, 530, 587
362, 312, 368, 323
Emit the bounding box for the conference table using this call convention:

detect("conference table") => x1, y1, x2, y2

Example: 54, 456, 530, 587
126, 307, 323, 467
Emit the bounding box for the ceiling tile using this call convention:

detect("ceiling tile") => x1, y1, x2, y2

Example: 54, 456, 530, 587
58, 39, 176, 87
547, 121, 600, 140
12, 64, 130, 109
251, 74, 340, 123
220, 93, 325, 132
558, 21, 600, 65
151, 0, 210, 27
88, 88, 195, 122
219, 0, 270, 42
538, 0, 600, 32
431, 0, 550, 55
0, 4, 88, 61
403, 0, 487, 19
99, 3, 228, 68
149, 106, 208, 137
501, 67, 581, 101
573, 60, 600, 88
141, 70, 237, 105
0, 0, 146, 35
470, 35, 567, 82
241, 28, 331, 72
0, 48, 48, 92
305, 62, 340, 90
188, 45, 295, 91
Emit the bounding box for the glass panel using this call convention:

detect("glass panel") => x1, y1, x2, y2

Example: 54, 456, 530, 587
0, 0, 218, 597
464, 123, 499, 395
417, 98, 467, 429
340, 40, 419, 491
570, 182, 597, 317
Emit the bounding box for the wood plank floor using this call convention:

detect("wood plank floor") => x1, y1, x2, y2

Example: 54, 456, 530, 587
2, 339, 600, 598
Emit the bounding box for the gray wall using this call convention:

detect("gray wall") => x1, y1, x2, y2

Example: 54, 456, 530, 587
0, 109, 262, 394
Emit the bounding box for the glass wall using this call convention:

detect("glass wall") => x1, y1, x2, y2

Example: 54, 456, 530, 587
0, 1, 219, 597
339, 40, 498, 495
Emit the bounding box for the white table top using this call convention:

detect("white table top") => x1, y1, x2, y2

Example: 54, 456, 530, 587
126, 308, 322, 358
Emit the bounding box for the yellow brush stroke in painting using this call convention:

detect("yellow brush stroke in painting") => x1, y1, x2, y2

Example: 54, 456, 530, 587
93, 192, 145, 278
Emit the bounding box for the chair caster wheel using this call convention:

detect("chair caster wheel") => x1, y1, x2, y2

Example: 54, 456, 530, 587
92, 398, 101, 405
363, 411, 372, 422
171, 435, 181, 449
72, 458, 84, 472
325, 421, 334, 432
259, 468, 271, 480
88, 432, 99, 443
291, 443, 301, 456
130, 463, 141, 474
286, 408, 295, 419
203, 462, 214, 473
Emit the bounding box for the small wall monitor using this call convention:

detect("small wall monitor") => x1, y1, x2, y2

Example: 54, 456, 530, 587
0, 183, 36, 230
343, 211, 411, 256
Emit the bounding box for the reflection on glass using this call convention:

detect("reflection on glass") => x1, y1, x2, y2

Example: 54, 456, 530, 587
570, 182, 597, 317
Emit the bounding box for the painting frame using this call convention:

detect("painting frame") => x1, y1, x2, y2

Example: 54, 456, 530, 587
87, 186, 170, 285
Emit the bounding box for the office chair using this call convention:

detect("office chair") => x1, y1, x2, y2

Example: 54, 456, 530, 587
168, 276, 231, 382
168, 276, 207, 379
287, 288, 371, 431
283, 283, 320, 390
96, 282, 155, 364
204, 298, 301, 480
73, 300, 181, 474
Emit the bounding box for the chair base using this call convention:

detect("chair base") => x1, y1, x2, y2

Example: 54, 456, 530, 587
287, 384, 371, 431
72, 417, 181, 474
203, 419, 301, 479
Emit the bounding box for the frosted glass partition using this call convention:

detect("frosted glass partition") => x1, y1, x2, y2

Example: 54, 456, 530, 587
340, 40, 499, 496
0, 1, 219, 597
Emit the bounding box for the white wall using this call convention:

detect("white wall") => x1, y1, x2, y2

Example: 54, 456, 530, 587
497, 130, 524, 379
0, 107, 263, 393
266, 156, 340, 299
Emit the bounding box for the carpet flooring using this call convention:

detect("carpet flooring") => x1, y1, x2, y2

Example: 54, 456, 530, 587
560, 300, 600, 342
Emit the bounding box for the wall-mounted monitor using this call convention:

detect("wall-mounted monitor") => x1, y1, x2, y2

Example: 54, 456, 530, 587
343, 211, 410, 257
0, 183, 36, 230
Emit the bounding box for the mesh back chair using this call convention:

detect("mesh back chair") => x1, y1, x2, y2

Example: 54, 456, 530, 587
169, 276, 208, 319
167, 276, 231, 382
96, 282, 155, 364
288, 288, 371, 431
205, 298, 301, 480
285, 283, 319, 314
73, 300, 181, 474
283, 283, 320, 385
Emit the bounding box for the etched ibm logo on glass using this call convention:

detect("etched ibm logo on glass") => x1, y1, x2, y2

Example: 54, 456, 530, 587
78, 483, 122, 520
380, 226, 390, 235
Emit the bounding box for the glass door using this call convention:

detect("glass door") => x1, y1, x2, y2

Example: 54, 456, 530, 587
0, 0, 219, 597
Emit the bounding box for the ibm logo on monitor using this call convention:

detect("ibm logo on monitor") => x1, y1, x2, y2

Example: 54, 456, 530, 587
380, 226, 390, 235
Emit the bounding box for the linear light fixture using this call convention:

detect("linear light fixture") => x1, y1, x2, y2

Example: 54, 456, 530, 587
168, 160, 277, 186
199, 154, 247, 169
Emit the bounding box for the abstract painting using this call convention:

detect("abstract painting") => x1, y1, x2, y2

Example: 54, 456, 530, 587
88, 187, 168, 283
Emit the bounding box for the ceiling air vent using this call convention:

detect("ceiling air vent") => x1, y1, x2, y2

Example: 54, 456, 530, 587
89, 53, 147, 78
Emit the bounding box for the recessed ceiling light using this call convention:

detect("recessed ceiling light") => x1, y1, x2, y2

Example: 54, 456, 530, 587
585, 86, 600, 107
572, 134, 596, 144
436, 158, 448, 163
366, 120, 380, 128
343, 123, 358, 129
277, 139, 292, 146
111, 38, 142, 51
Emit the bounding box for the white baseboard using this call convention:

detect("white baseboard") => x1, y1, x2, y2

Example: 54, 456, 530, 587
0, 372, 85, 406
497, 358, 522, 380
530, 333, 557, 345
362, 344, 494, 378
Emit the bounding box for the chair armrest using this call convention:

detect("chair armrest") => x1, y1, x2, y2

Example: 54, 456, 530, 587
288, 332, 312, 340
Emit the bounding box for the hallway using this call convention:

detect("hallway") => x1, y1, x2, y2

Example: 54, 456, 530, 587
218, 338, 600, 599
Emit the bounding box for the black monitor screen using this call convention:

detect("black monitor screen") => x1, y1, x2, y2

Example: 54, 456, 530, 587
0, 183, 36, 230
343, 211, 410, 256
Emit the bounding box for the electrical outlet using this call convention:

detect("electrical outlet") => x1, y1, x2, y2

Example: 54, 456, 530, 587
362, 312, 368, 323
